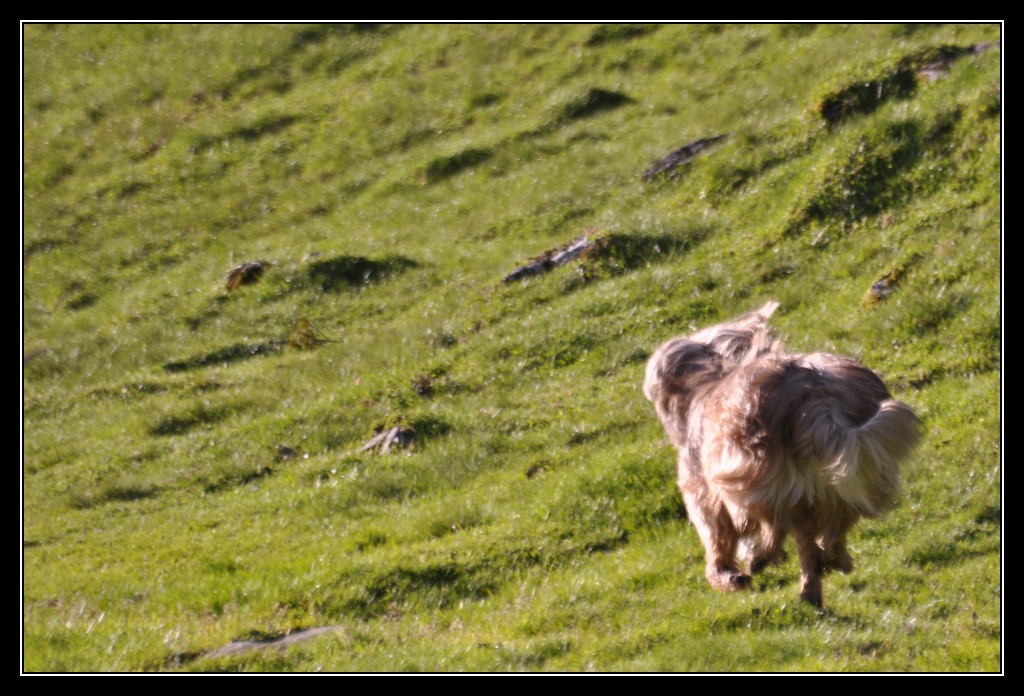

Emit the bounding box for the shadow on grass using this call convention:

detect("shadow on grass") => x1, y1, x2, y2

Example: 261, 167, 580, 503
202, 464, 273, 494
585, 24, 660, 46
164, 342, 283, 373
565, 229, 712, 289
817, 44, 986, 125
560, 88, 633, 121
339, 561, 499, 619
422, 148, 493, 183
70, 481, 158, 509
149, 405, 231, 436
306, 254, 418, 291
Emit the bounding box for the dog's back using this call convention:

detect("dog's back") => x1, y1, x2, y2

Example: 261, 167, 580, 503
703, 351, 921, 518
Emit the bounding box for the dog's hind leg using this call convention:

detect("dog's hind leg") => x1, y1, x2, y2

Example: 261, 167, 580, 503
792, 513, 826, 608
821, 509, 857, 574
681, 487, 751, 591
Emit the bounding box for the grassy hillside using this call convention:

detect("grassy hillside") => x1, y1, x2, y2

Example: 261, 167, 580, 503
22, 23, 1001, 672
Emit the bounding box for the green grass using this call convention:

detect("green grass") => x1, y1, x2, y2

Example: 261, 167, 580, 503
22, 23, 1001, 672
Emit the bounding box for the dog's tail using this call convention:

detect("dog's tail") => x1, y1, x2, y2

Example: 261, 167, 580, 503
822, 399, 923, 516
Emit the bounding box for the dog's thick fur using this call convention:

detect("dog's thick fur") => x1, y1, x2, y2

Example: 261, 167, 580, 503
643, 302, 921, 607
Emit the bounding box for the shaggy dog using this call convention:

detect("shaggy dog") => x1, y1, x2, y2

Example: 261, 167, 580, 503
643, 302, 921, 607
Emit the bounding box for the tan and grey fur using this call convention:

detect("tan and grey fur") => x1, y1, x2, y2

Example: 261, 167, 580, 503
643, 302, 921, 607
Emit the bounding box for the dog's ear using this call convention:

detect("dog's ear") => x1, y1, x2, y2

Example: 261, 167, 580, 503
645, 338, 722, 445
690, 301, 778, 344
644, 339, 719, 397
755, 300, 781, 320
690, 301, 781, 367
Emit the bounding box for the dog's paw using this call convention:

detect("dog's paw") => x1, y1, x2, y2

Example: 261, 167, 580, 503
708, 569, 752, 591
799, 585, 824, 609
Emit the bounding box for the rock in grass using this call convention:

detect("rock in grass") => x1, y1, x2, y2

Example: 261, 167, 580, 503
502, 234, 596, 283
865, 267, 905, 305
641, 134, 727, 182
360, 425, 416, 454
225, 261, 268, 291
